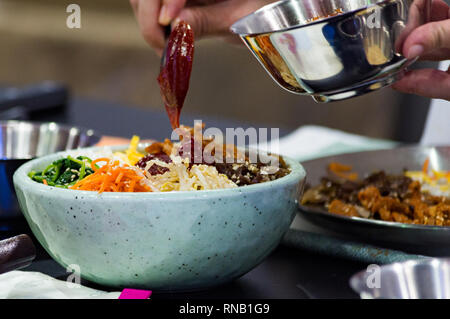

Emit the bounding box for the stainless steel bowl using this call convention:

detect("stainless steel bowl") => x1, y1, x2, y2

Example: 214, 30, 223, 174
350, 258, 450, 299
230, 0, 431, 102
0, 121, 100, 218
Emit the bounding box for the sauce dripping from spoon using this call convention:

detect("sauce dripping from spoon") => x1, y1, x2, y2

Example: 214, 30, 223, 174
157, 21, 195, 129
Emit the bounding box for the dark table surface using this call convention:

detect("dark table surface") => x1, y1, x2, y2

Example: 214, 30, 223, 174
1, 96, 364, 299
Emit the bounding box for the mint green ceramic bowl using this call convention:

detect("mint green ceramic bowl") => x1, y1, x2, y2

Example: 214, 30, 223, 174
13, 146, 305, 290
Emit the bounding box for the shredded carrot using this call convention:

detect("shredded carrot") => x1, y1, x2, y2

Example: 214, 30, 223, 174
70, 159, 151, 193
422, 157, 430, 175
43, 179, 48, 186
91, 158, 110, 172
115, 171, 124, 184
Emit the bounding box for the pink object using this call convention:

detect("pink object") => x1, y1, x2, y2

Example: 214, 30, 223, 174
119, 288, 152, 299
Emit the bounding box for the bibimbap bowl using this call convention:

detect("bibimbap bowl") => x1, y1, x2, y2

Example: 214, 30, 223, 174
13, 145, 305, 290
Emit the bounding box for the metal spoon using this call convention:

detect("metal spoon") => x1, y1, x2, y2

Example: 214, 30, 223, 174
160, 25, 172, 70
0, 234, 36, 274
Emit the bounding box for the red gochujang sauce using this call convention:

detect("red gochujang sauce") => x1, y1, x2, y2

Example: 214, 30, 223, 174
157, 21, 194, 129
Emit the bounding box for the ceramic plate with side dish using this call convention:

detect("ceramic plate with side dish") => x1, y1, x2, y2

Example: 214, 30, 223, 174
298, 146, 450, 257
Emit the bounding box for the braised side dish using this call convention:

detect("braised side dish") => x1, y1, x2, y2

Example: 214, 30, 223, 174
302, 161, 450, 226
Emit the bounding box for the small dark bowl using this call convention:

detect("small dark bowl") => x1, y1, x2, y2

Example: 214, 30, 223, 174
0, 121, 100, 219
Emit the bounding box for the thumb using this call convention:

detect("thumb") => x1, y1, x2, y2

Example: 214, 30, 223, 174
159, 0, 187, 25
176, 0, 265, 38
403, 19, 450, 59
176, 3, 236, 38
392, 68, 450, 100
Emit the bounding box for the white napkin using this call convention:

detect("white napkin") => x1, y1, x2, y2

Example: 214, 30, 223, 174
0, 271, 120, 299
256, 125, 397, 161
420, 61, 450, 146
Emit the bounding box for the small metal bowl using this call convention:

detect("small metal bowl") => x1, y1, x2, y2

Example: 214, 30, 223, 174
230, 0, 431, 102
0, 121, 100, 219
350, 258, 450, 299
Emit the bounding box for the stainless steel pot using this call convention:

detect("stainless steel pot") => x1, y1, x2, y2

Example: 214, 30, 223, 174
351, 258, 450, 298
0, 121, 100, 218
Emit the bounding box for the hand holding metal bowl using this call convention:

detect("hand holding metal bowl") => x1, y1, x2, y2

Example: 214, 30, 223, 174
231, 0, 432, 102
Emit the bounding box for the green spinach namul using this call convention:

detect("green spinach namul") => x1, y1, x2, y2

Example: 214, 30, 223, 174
28, 156, 95, 188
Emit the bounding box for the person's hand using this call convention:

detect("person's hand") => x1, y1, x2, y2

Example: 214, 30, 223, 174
129, 0, 273, 55
392, 0, 450, 100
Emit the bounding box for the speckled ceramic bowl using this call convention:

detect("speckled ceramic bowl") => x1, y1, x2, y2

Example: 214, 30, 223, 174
13, 146, 305, 291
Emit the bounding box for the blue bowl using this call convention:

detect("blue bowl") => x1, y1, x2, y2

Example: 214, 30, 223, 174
13, 146, 306, 290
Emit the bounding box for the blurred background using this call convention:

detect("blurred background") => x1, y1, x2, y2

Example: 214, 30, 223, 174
0, 0, 436, 142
